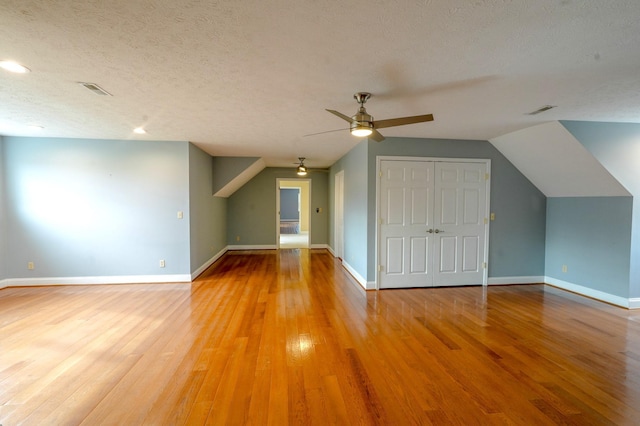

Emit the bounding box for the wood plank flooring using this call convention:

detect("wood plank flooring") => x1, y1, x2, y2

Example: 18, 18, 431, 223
2, 249, 640, 424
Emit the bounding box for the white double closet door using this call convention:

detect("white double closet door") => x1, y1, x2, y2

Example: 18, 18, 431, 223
379, 158, 490, 289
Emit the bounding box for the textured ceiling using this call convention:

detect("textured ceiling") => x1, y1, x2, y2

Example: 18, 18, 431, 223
1, 0, 640, 168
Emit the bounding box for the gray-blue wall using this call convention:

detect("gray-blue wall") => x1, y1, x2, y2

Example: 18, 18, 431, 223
330, 137, 547, 283
329, 141, 370, 278
0, 136, 7, 282
280, 188, 300, 221
3, 137, 191, 279
545, 197, 632, 298
189, 144, 228, 272
561, 121, 640, 298
227, 168, 328, 246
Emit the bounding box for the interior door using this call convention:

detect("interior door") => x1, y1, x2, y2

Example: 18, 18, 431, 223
433, 162, 487, 286
378, 159, 489, 289
379, 160, 434, 288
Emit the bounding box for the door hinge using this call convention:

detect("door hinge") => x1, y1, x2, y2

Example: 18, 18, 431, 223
378, 265, 383, 272
484, 218, 488, 225
379, 171, 383, 178
483, 262, 487, 269
485, 173, 490, 181
379, 218, 384, 225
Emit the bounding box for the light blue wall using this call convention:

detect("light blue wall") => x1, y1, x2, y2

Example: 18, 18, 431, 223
0, 136, 7, 282
330, 137, 547, 283
280, 188, 300, 220
546, 197, 632, 298
227, 168, 329, 246
189, 143, 227, 272
3, 137, 191, 278
329, 141, 369, 277
561, 121, 640, 298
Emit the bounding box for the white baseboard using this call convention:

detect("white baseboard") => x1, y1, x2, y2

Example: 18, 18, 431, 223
0, 279, 8, 290
488, 276, 545, 285
310, 244, 329, 250
341, 261, 375, 290
227, 244, 277, 250
191, 246, 228, 280
3, 274, 192, 288
326, 245, 336, 257
544, 276, 631, 308
629, 298, 640, 309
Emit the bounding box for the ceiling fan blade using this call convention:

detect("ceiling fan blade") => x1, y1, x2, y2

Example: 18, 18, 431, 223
370, 129, 385, 142
374, 113, 434, 129
304, 127, 350, 137
326, 109, 354, 123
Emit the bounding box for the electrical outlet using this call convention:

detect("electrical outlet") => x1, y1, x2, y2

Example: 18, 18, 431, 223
28, 261, 35, 270
160, 260, 165, 268
562, 264, 568, 273
236, 236, 240, 242
490, 213, 495, 221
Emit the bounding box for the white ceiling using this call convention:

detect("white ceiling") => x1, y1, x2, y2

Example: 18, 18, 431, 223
1, 0, 640, 169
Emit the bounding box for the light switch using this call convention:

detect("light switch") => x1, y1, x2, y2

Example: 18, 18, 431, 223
177, 211, 183, 219
490, 213, 495, 221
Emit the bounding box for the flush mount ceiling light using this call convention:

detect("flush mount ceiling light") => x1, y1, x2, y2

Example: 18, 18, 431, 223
0, 60, 31, 73
133, 127, 147, 134
296, 157, 308, 176
351, 122, 373, 137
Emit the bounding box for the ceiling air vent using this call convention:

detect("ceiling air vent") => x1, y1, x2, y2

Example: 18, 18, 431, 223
79, 82, 112, 96
526, 105, 556, 115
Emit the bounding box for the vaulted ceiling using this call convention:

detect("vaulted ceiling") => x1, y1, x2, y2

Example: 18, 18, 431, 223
1, 1, 639, 169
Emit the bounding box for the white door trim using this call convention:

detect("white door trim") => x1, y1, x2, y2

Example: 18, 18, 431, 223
375, 156, 491, 289
276, 178, 312, 249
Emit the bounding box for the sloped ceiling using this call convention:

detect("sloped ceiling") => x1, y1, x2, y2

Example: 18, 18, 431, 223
1, 1, 640, 169
490, 121, 630, 197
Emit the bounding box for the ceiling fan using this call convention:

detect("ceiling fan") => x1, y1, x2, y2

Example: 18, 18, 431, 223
295, 157, 308, 176
289, 157, 328, 176
325, 92, 434, 142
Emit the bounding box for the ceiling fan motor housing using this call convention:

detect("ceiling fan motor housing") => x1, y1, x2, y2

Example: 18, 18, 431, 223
351, 108, 374, 132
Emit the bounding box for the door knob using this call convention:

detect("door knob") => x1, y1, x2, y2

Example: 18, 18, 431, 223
427, 229, 434, 233
434, 229, 444, 233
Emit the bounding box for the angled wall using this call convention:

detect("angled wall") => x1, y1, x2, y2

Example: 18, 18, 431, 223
212, 156, 265, 197
491, 121, 635, 306
562, 121, 640, 301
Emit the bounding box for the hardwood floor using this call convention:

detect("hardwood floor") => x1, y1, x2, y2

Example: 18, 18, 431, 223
2, 249, 640, 425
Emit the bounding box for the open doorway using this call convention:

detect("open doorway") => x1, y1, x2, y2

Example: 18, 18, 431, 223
277, 179, 310, 248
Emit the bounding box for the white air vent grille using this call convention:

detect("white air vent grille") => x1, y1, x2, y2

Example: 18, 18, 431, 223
526, 105, 556, 115
79, 82, 112, 96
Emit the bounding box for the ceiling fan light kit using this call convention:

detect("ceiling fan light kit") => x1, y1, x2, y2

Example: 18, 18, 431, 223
326, 92, 434, 143
296, 157, 308, 175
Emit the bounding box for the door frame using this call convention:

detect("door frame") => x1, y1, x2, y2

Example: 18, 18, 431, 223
375, 156, 491, 289
276, 178, 311, 248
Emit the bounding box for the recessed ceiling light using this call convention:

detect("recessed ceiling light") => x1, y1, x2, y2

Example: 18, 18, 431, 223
133, 127, 147, 134
0, 60, 31, 73
28, 124, 44, 130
